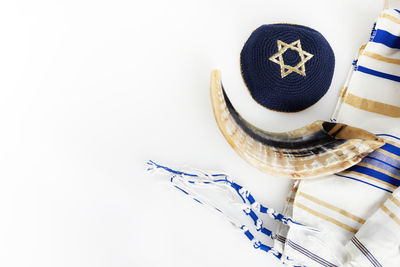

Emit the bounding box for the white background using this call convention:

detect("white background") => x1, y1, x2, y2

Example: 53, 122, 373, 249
0, 1, 384, 266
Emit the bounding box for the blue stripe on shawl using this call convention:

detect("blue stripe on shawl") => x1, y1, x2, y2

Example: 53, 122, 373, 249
335, 173, 393, 193
376, 133, 400, 141
348, 165, 400, 187
351, 237, 382, 267
356, 65, 400, 82
372, 29, 400, 49
287, 240, 337, 267
362, 157, 400, 174
381, 143, 400, 156
365, 154, 400, 171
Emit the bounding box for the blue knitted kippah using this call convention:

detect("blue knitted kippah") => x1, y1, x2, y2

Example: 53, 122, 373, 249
240, 24, 335, 112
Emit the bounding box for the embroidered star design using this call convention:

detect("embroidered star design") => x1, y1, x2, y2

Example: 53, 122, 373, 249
269, 40, 314, 78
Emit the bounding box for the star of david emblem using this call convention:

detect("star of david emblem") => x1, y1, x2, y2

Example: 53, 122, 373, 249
269, 40, 314, 78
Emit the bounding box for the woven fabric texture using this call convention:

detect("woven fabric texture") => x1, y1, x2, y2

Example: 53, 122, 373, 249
240, 24, 335, 112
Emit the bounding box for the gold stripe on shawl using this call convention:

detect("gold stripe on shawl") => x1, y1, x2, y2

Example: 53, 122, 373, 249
341, 170, 397, 189
378, 149, 400, 162
381, 204, 400, 226
298, 192, 366, 224
359, 44, 367, 56
338, 87, 349, 98
344, 93, 400, 118
389, 195, 400, 208
286, 197, 295, 203
363, 51, 400, 65
357, 162, 400, 181
294, 202, 358, 233
380, 13, 400, 24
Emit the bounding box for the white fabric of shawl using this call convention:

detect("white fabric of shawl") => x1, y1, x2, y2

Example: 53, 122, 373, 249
343, 187, 400, 267
276, 8, 400, 267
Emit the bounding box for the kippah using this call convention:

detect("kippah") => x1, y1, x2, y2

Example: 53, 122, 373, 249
240, 24, 335, 112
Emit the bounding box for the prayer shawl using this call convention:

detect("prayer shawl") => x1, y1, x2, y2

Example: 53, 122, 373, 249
275, 8, 400, 266
148, 7, 400, 267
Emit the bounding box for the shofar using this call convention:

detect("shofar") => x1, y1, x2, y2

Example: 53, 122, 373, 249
210, 70, 385, 179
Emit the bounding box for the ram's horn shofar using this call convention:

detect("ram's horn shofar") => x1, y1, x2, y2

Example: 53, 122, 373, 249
210, 70, 385, 179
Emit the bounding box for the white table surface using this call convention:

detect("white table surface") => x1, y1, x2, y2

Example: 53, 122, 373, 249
0, 0, 384, 266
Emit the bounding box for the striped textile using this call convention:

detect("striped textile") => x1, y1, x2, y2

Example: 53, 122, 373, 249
276, 8, 400, 266
344, 188, 400, 267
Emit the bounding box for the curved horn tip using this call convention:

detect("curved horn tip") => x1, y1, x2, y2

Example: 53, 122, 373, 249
366, 137, 385, 151
210, 69, 221, 81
